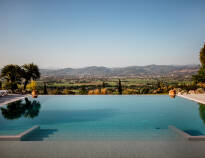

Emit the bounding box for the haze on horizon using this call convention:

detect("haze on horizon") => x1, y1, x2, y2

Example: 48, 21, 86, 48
0, 0, 205, 69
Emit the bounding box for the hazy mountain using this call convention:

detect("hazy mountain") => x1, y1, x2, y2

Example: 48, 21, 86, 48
40, 65, 200, 79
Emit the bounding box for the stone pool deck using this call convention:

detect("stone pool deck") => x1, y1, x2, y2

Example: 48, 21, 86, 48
178, 94, 205, 104
0, 94, 28, 106
1, 140, 205, 158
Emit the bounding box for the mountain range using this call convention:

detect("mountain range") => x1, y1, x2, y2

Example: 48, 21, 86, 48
40, 65, 200, 79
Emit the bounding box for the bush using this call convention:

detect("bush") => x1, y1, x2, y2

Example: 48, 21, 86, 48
193, 67, 205, 83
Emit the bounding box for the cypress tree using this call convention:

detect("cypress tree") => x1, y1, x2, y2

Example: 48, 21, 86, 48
43, 82, 48, 94
102, 81, 106, 88
118, 79, 122, 95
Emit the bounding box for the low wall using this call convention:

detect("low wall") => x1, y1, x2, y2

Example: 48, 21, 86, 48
169, 125, 205, 141
0, 125, 40, 141
177, 94, 205, 105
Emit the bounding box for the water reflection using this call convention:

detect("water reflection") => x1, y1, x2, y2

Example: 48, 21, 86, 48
199, 103, 205, 124
0, 98, 41, 120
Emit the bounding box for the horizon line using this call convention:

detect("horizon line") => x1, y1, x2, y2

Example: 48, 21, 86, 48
39, 64, 200, 70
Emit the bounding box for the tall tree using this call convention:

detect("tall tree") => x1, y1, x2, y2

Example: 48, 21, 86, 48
43, 82, 48, 94
118, 79, 122, 95
200, 43, 205, 66
193, 67, 205, 83
21, 63, 40, 90
102, 81, 106, 88
1, 64, 22, 91
193, 43, 205, 83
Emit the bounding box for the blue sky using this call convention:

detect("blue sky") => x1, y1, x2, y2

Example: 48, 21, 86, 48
0, 0, 205, 68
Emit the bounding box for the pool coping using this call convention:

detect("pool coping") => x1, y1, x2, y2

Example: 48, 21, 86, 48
177, 94, 205, 105
0, 94, 29, 107
0, 125, 40, 141
1, 125, 204, 141
169, 125, 205, 141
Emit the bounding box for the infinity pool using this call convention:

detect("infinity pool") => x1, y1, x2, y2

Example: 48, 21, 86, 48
0, 95, 205, 141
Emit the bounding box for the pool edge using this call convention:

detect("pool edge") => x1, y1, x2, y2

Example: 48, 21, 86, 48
0, 125, 40, 141
169, 125, 205, 141
177, 94, 205, 105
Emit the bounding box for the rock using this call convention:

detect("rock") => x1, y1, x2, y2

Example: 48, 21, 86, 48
195, 88, 205, 94
179, 90, 188, 95
188, 90, 196, 94
173, 88, 182, 94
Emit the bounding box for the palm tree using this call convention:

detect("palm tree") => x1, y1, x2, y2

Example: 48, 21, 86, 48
1, 64, 22, 91
22, 63, 40, 90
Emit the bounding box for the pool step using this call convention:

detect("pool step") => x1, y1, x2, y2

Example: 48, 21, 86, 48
169, 125, 205, 141
23, 129, 178, 141
0, 125, 40, 141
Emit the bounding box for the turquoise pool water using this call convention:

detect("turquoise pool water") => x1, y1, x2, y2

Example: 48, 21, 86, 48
0, 95, 205, 141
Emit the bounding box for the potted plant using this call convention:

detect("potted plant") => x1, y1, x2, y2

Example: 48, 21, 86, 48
31, 80, 38, 98
169, 89, 176, 98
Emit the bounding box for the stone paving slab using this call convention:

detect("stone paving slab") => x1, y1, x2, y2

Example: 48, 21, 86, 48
0, 94, 27, 106
178, 94, 205, 104
1, 140, 205, 158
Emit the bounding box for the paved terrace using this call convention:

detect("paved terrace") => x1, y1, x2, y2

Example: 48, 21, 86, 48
178, 94, 205, 105
1, 140, 205, 158
0, 94, 27, 106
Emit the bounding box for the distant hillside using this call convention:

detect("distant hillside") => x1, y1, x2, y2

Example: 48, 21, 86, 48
40, 65, 200, 79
